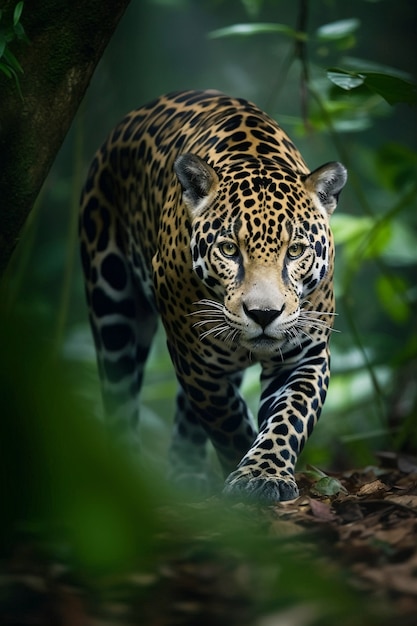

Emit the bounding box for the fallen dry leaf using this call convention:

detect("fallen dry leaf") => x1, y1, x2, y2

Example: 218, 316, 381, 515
308, 498, 336, 522
357, 479, 388, 497
385, 494, 417, 510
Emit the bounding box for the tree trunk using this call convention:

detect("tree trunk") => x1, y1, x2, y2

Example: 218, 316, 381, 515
0, 0, 132, 277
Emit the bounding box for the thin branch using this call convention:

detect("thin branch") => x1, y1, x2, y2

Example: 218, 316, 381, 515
264, 0, 310, 118
294, 0, 310, 127
340, 293, 387, 422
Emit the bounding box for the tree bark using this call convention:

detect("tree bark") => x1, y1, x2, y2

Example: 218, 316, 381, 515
0, 0, 132, 277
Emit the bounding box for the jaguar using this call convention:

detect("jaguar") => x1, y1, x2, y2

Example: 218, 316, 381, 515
79, 89, 347, 502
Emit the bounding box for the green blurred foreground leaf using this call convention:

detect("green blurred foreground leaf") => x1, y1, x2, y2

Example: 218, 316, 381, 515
0, 313, 159, 573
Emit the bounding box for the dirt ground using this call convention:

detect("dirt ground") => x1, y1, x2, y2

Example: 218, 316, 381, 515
1, 452, 416, 626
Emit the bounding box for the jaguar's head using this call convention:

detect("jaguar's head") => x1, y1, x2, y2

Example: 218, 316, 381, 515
175, 153, 347, 355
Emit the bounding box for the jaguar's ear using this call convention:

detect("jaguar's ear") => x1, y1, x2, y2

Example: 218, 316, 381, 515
174, 153, 219, 217
305, 162, 347, 216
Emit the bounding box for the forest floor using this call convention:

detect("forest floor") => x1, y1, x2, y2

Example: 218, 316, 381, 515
1, 452, 416, 626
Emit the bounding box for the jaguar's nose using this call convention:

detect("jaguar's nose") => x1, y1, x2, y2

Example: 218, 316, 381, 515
242, 304, 284, 330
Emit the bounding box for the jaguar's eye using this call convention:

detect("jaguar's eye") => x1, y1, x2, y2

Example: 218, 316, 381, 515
219, 242, 239, 258
287, 243, 306, 259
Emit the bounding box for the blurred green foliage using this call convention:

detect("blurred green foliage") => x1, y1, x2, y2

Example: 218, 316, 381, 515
0, 312, 160, 573
1, 0, 416, 619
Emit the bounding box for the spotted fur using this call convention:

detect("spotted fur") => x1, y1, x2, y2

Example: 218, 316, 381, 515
80, 90, 347, 502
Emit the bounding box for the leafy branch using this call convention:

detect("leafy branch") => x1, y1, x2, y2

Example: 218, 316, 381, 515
0, 1, 29, 96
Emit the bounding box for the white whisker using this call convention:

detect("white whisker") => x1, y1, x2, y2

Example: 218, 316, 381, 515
187, 299, 224, 315
188, 299, 241, 346
192, 317, 223, 328
298, 302, 339, 336
200, 324, 228, 340
298, 315, 339, 334
282, 304, 340, 347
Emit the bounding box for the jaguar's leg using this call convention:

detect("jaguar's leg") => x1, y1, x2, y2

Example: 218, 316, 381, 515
168, 387, 211, 491
223, 343, 331, 502
89, 280, 158, 450
98, 292, 157, 448
205, 371, 258, 477
80, 203, 157, 451
168, 362, 257, 483
168, 372, 256, 494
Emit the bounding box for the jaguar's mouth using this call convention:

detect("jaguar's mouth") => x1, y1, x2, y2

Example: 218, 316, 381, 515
244, 332, 285, 354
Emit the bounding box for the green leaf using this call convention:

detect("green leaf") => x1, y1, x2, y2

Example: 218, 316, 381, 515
208, 22, 301, 40
327, 68, 417, 105
331, 214, 373, 246
363, 221, 392, 260
0, 60, 13, 78
327, 70, 364, 91
0, 38, 6, 58
312, 476, 347, 496
362, 72, 417, 105
385, 221, 417, 266
331, 213, 393, 267
13, 1, 24, 26
306, 466, 348, 495
3, 46, 23, 73
316, 18, 360, 41
376, 275, 410, 323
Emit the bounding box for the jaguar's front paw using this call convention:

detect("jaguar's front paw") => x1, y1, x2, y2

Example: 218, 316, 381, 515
223, 468, 299, 503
